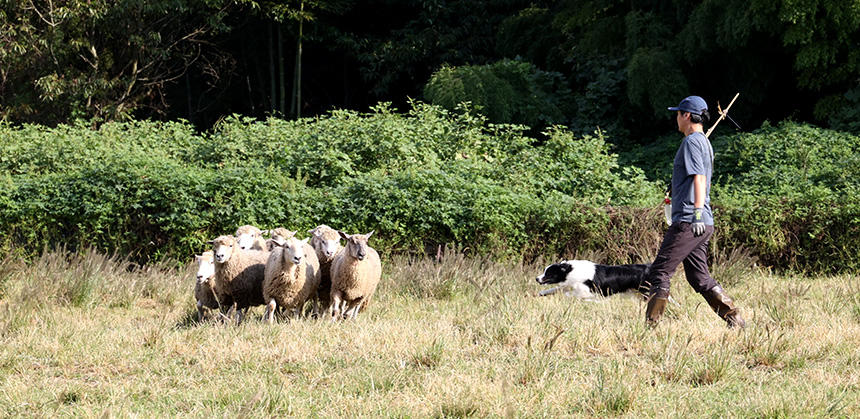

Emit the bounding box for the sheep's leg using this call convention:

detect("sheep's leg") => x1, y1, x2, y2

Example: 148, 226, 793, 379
340, 300, 351, 320
264, 299, 277, 325
312, 297, 320, 319
235, 305, 245, 326
329, 291, 343, 321
345, 298, 363, 320
197, 301, 206, 322
227, 302, 238, 324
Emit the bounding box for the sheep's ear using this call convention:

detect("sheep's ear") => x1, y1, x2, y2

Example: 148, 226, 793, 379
338, 230, 350, 240
365, 230, 374, 239
195, 254, 202, 261
286, 230, 297, 238
206, 240, 214, 245
261, 229, 270, 236
301, 237, 310, 245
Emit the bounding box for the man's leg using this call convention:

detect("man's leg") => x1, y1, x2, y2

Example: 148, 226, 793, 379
643, 224, 693, 326
682, 226, 745, 328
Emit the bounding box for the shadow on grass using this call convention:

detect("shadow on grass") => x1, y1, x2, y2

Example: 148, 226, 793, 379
172, 308, 206, 330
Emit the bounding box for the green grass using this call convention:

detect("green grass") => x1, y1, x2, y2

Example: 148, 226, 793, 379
0, 248, 858, 416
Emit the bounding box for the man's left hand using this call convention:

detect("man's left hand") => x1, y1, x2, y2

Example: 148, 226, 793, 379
692, 208, 706, 236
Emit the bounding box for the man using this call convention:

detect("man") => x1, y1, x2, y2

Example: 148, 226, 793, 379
641, 95, 745, 328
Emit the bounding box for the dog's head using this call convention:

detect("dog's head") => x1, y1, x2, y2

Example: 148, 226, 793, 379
536, 261, 575, 285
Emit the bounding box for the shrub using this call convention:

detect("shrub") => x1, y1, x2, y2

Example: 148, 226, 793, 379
0, 102, 661, 264
714, 121, 860, 272
423, 59, 572, 129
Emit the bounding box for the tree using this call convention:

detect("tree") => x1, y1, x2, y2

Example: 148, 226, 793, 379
0, 0, 235, 124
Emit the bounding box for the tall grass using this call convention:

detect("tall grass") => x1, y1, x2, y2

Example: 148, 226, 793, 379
0, 248, 858, 416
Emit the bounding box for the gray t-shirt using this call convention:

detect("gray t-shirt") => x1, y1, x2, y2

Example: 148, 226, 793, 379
671, 131, 714, 225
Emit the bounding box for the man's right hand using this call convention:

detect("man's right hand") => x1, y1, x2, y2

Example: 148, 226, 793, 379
692, 208, 706, 236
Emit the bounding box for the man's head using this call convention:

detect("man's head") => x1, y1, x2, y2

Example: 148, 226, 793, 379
669, 96, 710, 134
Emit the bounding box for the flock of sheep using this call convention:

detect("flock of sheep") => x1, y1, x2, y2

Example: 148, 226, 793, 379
193, 224, 382, 324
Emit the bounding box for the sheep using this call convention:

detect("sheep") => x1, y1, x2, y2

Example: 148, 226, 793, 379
308, 224, 343, 313
262, 236, 321, 324
235, 224, 267, 251
329, 230, 382, 320
193, 251, 219, 321
264, 227, 297, 251
209, 235, 268, 324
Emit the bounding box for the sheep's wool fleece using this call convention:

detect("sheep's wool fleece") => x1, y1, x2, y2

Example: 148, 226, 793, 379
310, 226, 342, 306
263, 244, 321, 310
195, 281, 219, 309
331, 248, 382, 301
214, 245, 268, 309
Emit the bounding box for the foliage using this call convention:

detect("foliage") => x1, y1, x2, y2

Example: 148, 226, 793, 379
618, 120, 860, 273
0, 0, 235, 124
0, 103, 661, 263
423, 59, 572, 129
712, 121, 860, 272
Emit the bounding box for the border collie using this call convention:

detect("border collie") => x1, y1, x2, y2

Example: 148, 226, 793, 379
535, 260, 650, 300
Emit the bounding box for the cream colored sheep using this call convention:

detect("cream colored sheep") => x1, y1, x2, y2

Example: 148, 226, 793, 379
235, 225, 267, 251
209, 235, 268, 324
329, 231, 381, 320
193, 251, 219, 321
262, 236, 321, 324
264, 227, 297, 251
308, 224, 342, 313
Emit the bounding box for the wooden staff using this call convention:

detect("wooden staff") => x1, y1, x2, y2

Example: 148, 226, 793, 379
706, 92, 740, 137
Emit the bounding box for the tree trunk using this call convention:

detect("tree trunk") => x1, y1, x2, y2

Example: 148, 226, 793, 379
268, 21, 276, 113
278, 23, 286, 115
295, 0, 303, 119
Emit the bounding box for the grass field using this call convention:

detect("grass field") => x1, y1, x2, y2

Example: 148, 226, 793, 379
1, 248, 858, 417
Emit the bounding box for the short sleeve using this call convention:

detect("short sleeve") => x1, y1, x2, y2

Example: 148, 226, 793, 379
682, 136, 707, 176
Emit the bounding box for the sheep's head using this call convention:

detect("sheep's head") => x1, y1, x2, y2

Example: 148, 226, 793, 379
209, 235, 236, 264
235, 225, 263, 250
195, 251, 215, 283
309, 224, 342, 259
339, 230, 374, 261
274, 237, 310, 265
266, 228, 297, 251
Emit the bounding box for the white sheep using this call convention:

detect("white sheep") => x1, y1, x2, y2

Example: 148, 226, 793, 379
329, 230, 382, 320
235, 224, 267, 251
264, 227, 297, 251
193, 251, 219, 321
308, 224, 343, 313
209, 235, 268, 324
262, 236, 321, 324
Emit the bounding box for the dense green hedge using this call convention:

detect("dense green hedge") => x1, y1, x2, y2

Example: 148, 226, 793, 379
0, 103, 661, 263
712, 121, 860, 272
2, 107, 856, 272
622, 120, 860, 273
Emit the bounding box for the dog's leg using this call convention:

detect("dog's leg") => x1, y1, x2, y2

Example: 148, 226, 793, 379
539, 287, 563, 296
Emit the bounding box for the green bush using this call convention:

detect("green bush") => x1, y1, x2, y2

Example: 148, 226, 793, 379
423, 59, 572, 129
5, 108, 854, 271
713, 121, 860, 272
0, 103, 661, 263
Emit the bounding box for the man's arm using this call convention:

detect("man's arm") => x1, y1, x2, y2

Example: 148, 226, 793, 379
693, 174, 706, 208
691, 174, 706, 236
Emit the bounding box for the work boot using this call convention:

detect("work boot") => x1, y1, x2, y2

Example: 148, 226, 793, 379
701, 285, 745, 328
645, 295, 668, 327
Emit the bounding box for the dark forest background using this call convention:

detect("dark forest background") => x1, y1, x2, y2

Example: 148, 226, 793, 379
3, 0, 859, 142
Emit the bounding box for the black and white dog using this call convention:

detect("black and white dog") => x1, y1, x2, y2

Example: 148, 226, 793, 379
535, 260, 650, 300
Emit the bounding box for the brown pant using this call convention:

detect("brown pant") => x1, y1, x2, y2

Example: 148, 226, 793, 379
640, 222, 718, 298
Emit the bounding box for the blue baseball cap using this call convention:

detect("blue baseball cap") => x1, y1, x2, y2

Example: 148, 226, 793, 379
668, 96, 708, 115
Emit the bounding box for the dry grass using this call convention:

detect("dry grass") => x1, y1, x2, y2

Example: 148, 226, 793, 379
0, 248, 858, 416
